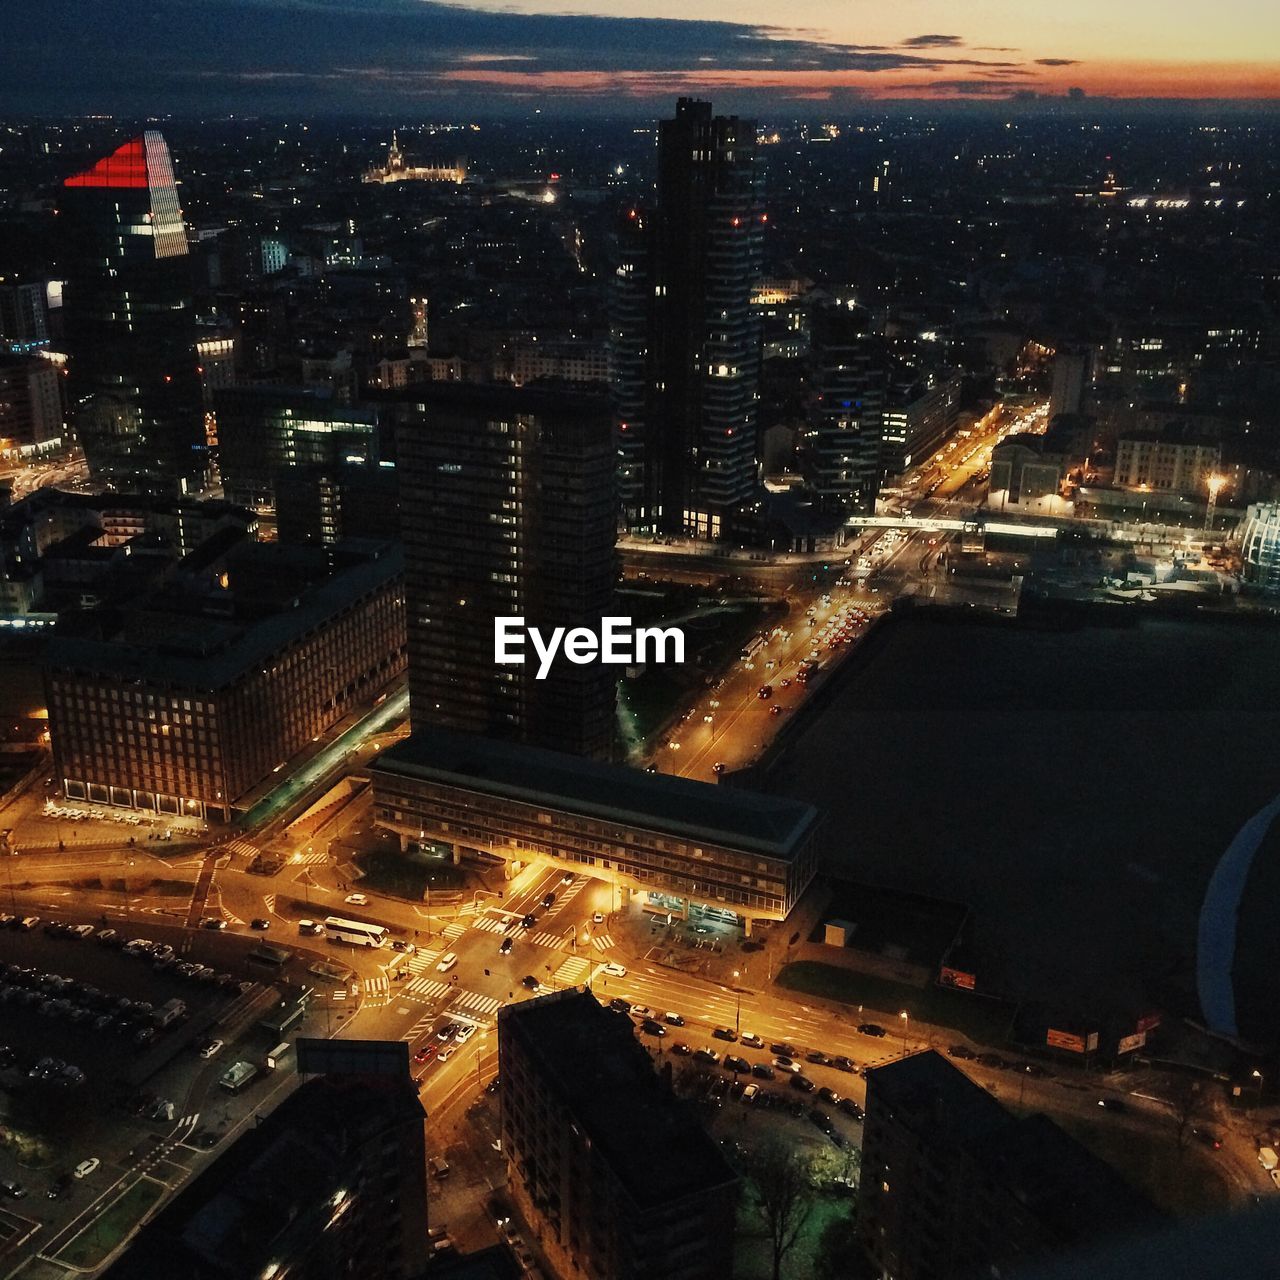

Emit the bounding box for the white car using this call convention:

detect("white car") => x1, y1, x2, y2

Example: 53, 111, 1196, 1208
199, 1039, 224, 1060
592, 912, 605, 924
344, 893, 369, 906
73, 1159, 99, 1180
438, 1046, 456, 1063
455, 1024, 476, 1044
436, 953, 458, 973
602, 963, 627, 978
740, 1032, 765, 1049
629, 1005, 654, 1020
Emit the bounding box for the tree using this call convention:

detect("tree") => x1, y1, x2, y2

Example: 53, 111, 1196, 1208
749, 1139, 815, 1280
813, 1210, 873, 1280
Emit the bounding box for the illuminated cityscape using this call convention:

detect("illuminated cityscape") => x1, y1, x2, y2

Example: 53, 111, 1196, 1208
0, 6, 1279, 1279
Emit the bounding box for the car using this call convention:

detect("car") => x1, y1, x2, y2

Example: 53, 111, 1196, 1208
818, 1086, 841, 1105
438, 1046, 456, 1063
839, 1098, 865, 1121
199, 1039, 224, 1060
437, 1023, 460, 1042
770, 1042, 796, 1056
948, 1044, 975, 1060
712, 1027, 738, 1042
0, 1179, 26, 1199
640, 1019, 666, 1037
608, 998, 631, 1014
664, 1012, 685, 1027
752, 1063, 775, 1080
522, 975, 541, 991
757, 685, 773, 699
740, 1083, 761, 1104
46, 1174, 72, 1200
769, 705, 783, 717
249, 918, 270, 931
436, 953, 458, 972
724, 1055, 750, 1074
740, 1032, 764, 1049
414, 1043, 437, 1064
298, 920, 323, 936
792, 1074, 817, 1094
593, 912, 605, 924
1098, 1097, 1129, 1113
499, 937, 514, 955
832, 1056, 855, 1073
671, 1043, 692, 1056
521, 914, 537, 929
602, 962, 626, 977
73, 1159, 99, 1180
712, 762, 726, 775
541, 893, 556, 908
773, 1056, 801, 1073
1271, 1168, 1280, 1191
807, 1050, 831, 1066
455, 1024, 476, 1044
977, 1053, 1009, 1070
857, 1023, 887, 1038
200, 916, 227, 931
391, 939, 415, 954
1190, 1127, 1222, 1150
630, 1005, 655, 1020
344, 893, 369, 906
779, 678, 791, 688
694, 1049, 721, 1066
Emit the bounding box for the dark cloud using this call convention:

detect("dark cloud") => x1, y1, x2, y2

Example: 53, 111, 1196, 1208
0, 0, 1046, 114
901, 34, 965, 49
1035, 57, 1081, 66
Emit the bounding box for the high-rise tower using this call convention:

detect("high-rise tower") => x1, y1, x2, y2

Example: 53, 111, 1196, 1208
608, 205, 649, 528
59, 132, 206, 494
395, 383, 618, 761
648, 99, 763, 540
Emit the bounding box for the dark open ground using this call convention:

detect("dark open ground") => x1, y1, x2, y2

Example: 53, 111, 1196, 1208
766, 613, 1280, 1024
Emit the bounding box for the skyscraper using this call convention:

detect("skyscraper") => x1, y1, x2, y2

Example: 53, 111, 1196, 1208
395, 383, 617, 760
607, 205, 649, 528
805, 303, 888, 519
647, 98, 763, 539
59, 132, 206, 494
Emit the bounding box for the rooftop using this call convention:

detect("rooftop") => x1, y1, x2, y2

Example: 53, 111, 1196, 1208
499, 988, 737, 1211
375, 726, 819, 859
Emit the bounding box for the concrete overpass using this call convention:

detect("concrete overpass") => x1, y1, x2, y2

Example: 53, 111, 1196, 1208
847, 513, 1063, 540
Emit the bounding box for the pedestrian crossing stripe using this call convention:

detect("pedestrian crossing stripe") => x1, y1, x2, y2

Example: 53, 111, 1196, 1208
262, 893, 276, 914
295, 851, 327, 866
403, 950, 444, 975
554, 957, 590, 985
542, 878, 588, 919
226, 839, 258, 858
402, 1013, 435, 1041
592, 935, 614, 952
364, 976, 389, 995
471, 916, 508, 935
407, 977, 452, 1000
450, 990, 502, 1017
441, 922, 467, 941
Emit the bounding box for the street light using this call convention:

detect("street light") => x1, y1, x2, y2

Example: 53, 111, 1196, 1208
1205, 473, 1226, 535
1253, 1068, 1264, 1106
899, 1010, 909, 1056
732, 970, 742, 1035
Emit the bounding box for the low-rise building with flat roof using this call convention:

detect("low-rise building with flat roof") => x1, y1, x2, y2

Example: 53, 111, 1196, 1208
370, 726, 820, 930
498, 988, 738, 1280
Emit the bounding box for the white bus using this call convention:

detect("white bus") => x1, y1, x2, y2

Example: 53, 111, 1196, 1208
324, 916, 388, 948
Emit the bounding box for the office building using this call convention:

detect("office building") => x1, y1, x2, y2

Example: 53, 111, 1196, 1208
1050, 347, 1094, 419
648, 98, 764, 539
1113, 430, 1220, 497
498, 988, 738, 1280
857, 1051, 1159, 1280
805, 303, 888, 518
608, 205, 650, 525
275, 461, 401, 548
370, 726, 820, 931
102, 1058, 428, 1280
881, 371, 961, 476
0, 354, 62, 453
58, 133, 207, 494
45, 542, 405, 822
1239, 502, 1280, 594
394, 383, 617, 760
214, 385, 384, 512
0, 280, 51, 352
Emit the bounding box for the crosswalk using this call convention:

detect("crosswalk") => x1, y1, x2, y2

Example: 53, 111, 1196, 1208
364, 975, 389, 997
469, 915, 615, 954
541, 877, 588, 920
225, 839, 258, 859
554, 956, 591, 985
471, 916, 511, 936
294, 851, 327, 866
403, 950, 444, 976
404, 976, 503, 1018
262, 893, 276, 914
440, 921, 467, 942
592, 935, 615, 952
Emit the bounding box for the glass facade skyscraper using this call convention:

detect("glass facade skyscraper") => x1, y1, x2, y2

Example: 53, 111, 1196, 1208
59, 132, 206, 494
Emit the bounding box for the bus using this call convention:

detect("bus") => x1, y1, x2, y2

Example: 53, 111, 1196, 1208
324, 916, 388, 948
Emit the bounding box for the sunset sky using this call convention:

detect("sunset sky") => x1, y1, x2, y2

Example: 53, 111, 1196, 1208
2, 0, 1278, 114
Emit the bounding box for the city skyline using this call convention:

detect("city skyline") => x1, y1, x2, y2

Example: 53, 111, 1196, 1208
1, 0, 1278, 116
